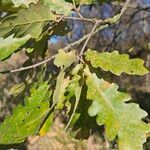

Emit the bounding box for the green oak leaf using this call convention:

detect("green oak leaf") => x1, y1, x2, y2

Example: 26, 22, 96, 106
65, 64, 83, 129
12, 0, 39, 7
0, 0, 17, 12
54, 49, 77, 69
9, 82, 25, 96
68, 84, 97, 138
85, 49, 149, 76
0, 2, 56, 38
0, 81, 51, 144
39, 112, 54, 136
84, 66, 150, 150
0, 35, 30, 60
44, 0, 73, 15
53, 71, 70, 108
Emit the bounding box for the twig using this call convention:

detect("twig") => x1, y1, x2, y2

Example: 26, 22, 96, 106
105, 0, 131, 24
0, 24, 108, 74
57, 15, 97, 23
79, 21, 99, 57
72, 0, 76, 8
0, 24, 104, 74
79, 0, 131, 57
57, 0, 131, 24
120, 0, 131, 16
63, 24, 108, 51
72, 0, 84, 18
0, 55, 56, 74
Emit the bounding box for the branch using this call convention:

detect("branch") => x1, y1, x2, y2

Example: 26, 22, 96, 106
0, 0, 131, 74
0, 24, 108, 75
79, 21, 99, 57
0, 25, 110, 74
57, 0, 131, 24
0, 55, 56, 74
105, 0, 131, 24
59, 16, 98, 23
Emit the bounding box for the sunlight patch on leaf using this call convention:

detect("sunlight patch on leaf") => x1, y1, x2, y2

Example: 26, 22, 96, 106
12, 0, 39, 7
53, 71, 70, 108
39, 113, 53, 136
44, 0, 73, 15
0, 35, 30, 60
54, 49, 77, 69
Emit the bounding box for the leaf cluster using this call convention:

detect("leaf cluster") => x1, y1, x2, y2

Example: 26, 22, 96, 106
0, 0, 149, 149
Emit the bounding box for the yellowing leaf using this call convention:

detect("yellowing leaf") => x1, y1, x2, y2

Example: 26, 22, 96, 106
66, 64, 83, 129
39, 113, 53, 136
53, 71, 70, 108
85, 50, 149, 75
44, 0, 73, 15
0, 35, 30, 60
54, 50, 77, 69
12, 0, 39, 7
84, 66, 150, 150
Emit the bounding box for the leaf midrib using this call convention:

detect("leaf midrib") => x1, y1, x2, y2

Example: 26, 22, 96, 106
0, 18, 53, 30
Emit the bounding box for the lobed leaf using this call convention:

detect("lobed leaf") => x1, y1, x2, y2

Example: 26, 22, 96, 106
54, 49, 77, 69
84, 66, 150, 150
39, 113, 54, 136
12, 0, 39, 8
53, 71, 70, 108
85, 49, 149, 75
0, 81, 51, 144
0, 34, 30, 60
65, 64, 83, 128
0, 2, 56, 38
44, 0, 73, 15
